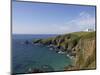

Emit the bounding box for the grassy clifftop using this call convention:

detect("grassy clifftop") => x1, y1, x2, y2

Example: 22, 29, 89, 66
33, 31, 96, 70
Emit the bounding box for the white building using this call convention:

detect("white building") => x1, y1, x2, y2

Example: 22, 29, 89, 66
84, 28, 94, 32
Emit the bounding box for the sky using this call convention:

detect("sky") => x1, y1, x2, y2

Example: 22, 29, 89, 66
12, 1, 96, 34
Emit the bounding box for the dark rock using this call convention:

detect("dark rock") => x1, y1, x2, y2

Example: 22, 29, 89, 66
25, 40, 30, 44
28, 68, 43, 73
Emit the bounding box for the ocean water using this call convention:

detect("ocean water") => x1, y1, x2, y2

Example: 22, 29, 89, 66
12, 34, 72, 74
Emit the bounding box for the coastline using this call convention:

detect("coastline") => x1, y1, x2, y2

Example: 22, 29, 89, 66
32, 31, 96, 70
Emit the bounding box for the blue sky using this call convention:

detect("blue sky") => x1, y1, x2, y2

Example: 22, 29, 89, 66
12, 1, 96, 34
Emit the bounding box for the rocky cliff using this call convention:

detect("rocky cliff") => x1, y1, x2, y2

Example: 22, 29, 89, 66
33, 31, 96, 70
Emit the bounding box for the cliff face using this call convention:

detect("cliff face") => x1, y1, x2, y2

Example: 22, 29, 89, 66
73, 38, 96, 70
33, 31, 96, 70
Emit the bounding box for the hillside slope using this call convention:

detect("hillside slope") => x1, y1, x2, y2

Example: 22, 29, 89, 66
33, 31, 96, 70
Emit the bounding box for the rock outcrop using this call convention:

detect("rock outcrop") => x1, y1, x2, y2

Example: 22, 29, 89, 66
33, 31, 96, 70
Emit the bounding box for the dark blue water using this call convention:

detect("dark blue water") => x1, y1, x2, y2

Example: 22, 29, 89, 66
12, 34, 72, 74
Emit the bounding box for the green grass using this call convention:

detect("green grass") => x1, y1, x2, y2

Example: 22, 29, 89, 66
33, 31, 96, 70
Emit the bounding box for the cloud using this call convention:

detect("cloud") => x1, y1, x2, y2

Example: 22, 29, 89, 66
68, 12, 95, 26
13, 11, 95, 34
59, 11, 95, 33
26, 11, 95, 34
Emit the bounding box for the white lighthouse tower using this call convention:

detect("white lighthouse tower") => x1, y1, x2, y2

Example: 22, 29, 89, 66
84, 24, 94, 32
84, 28, 94, 32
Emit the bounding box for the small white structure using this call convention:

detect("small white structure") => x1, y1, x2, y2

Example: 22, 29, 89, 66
84, 28, 94, 32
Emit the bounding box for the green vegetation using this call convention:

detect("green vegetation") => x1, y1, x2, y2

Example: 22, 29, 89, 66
33, 31, 96, 70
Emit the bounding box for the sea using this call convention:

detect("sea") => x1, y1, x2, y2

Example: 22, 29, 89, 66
12, 34, 72, 74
